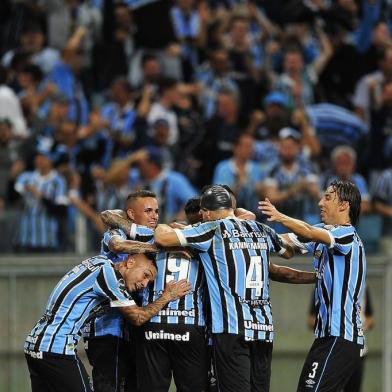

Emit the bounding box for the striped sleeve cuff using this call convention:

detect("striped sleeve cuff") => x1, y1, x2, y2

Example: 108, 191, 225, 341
278, 247, 286, 256
129, 223, 137, 240
174, 229, 187, 246
288, 233, 309, 254
110, 299, 135, 308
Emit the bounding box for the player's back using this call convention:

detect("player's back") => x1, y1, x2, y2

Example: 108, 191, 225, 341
132, 224, 206, 326
177, 217, 286, 340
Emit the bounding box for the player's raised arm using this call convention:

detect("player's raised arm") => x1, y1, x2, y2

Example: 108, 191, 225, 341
269, 262, 316, 284
259, 198, 332, 246
118, 280, 191, 326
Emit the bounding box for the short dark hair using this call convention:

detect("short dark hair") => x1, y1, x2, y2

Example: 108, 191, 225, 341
111, 76, 133, 93
125, 190, 157, 209
184, 197, 201, 216
142, 53, 159, 66
21, 64, 43, 83
158, 77, 177, 95
144, 252, 157, 269
329, 180, 361, 225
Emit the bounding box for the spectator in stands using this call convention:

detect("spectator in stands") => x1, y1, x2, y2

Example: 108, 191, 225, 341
147, 77, 179, 146
373, 161, 392, 248
213, 133, 265, 211
353, 47, 392, 121
0, 118, 25, 210
93, 0, 135, 91
145, 118, 174, 170
369, 81, 392, 171
317, 21, 364, 109
359, 20, 392, 76
14, 143, 68, 253
323, 145, 371, 214
261, 127, 320, 229
32, 93, 70, 137
197, 87, 243, 186
0, 65, 28, 138
174, 90, 204, 186
105, 147, 197, 223
137, 53, 162, 94
248, 92, 320, 172
101, 76, 138, 158
274, 24, 332, 108
223, 15, 263, 80
46, 0, 102, 69
2, 23, 60, 75
195, 47, 238, 119
170, 0, 207, 81
46, 27, 89, 125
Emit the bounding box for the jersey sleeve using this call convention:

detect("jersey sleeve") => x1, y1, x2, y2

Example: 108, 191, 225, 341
14, 172, 32, 194
173, 221, 218, 252
129, 224, 155, 244
261, 223, 287, 255
286, 223, 325, 254
53, 175, 69, 205
101, 229, 127, 253
323, 225, 355, 255
93, 263, 135, 307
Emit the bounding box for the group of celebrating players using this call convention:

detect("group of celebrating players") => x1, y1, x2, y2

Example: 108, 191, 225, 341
24, 180, 366, 392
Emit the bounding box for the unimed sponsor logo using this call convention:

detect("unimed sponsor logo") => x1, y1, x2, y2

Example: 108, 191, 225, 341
145, 330, 190, 341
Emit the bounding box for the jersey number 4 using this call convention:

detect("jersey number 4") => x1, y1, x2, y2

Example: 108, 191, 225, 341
166, 257, 190, 283
246, 256, 263, 297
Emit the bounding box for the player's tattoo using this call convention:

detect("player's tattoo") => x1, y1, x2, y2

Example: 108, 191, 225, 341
269, 263, 316, 284
101, 209, 133, 234
109, 237, 158, 254
119, 280, 191, 326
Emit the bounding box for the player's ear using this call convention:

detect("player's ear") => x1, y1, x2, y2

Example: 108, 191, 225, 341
126, 256, 135, 269
127, 208, 135, 221
339, 200, 349, 212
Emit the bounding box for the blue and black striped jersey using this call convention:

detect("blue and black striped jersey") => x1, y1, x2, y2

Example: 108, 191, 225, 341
291, 224, 366, 345
15, 170, 68, 249
24, 256, 135, 355
131, 225, 206, 326
83, 229, 129, 339
175, 218, 286, 341
82, 229, 129, 338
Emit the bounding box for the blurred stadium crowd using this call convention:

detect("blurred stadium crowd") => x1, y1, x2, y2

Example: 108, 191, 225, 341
1, 0, 392, 254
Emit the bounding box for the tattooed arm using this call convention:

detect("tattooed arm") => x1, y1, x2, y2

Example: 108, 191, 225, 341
108, 236, 158, 254
269, 262, 316, 284
101, 209, 133, 234
118, 280, 192, 326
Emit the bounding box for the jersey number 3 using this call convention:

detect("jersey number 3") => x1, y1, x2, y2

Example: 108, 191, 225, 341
246, 256, 263, 297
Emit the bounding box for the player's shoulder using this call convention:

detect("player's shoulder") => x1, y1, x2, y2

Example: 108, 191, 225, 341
323, 224, 355, 236
81, 255, 112, 271
132, 224, 154, 236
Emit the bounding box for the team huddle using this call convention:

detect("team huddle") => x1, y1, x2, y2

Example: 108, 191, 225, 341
24, 181, 366, 392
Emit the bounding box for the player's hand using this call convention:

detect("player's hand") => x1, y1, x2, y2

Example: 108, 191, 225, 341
258, 198, 281, 222
163, 280, 192, 301
26, 184, 41, 199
